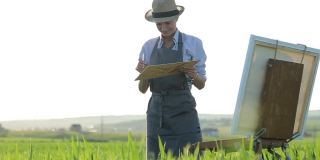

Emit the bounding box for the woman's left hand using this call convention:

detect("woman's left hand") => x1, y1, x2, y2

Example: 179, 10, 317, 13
180, 66, 198, 79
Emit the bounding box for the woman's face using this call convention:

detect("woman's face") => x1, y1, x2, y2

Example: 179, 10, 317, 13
156, 20, 177, 37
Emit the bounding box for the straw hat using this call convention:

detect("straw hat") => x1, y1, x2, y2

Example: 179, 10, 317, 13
145, 0, 184, 23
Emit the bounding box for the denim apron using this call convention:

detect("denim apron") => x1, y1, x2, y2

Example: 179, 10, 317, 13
147, 33, 202, 159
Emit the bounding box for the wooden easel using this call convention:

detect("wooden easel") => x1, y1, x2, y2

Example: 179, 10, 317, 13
191, 42, 307, 160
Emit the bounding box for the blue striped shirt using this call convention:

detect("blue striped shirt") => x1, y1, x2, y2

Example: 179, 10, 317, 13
139, 30, 207, 80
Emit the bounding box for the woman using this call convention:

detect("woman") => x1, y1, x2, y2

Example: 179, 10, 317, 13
136, 0, 207, 158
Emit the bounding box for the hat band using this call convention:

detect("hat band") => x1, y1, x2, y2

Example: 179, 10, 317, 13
152, 9, 179, 18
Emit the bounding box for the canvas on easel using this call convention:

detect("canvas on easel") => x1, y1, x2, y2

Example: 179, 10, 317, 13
190, 35, 320, 154
232, 35, 320, 143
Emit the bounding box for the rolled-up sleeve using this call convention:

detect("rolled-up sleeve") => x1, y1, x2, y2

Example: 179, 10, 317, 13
184, 38, 207, 80
194, 39, 207, 80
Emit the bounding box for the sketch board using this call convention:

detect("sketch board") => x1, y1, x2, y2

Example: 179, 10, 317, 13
231, 35, 320, 140
135, 60, 198, 81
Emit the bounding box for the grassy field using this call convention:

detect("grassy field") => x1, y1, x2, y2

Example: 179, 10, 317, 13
0, 133, 319, 160
0, 134, 145, 160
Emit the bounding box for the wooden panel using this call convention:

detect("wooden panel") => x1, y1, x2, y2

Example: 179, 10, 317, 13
258, 59, 304, 140
190, 138, 250, 152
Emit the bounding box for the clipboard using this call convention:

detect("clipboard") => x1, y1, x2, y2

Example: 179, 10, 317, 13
135, 60, 199, 81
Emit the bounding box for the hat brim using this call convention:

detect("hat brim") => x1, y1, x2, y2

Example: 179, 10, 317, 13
145, 5, 184, 23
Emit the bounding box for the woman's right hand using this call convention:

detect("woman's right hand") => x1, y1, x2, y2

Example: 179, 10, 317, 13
136, 59, 147, 73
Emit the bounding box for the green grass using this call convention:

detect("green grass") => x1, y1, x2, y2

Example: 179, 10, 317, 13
0, 134, 145, 160
0, 134, 319, 160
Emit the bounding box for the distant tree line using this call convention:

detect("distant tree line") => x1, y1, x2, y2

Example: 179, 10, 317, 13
0, 124, 8, 136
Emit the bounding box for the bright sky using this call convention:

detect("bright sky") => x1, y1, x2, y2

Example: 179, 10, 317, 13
1, 0, 319, 121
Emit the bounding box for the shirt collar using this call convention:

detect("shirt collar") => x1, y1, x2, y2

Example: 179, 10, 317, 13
158, 29, 180, 49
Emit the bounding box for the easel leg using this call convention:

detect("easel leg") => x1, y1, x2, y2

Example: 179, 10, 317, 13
281, 143, 291, 160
